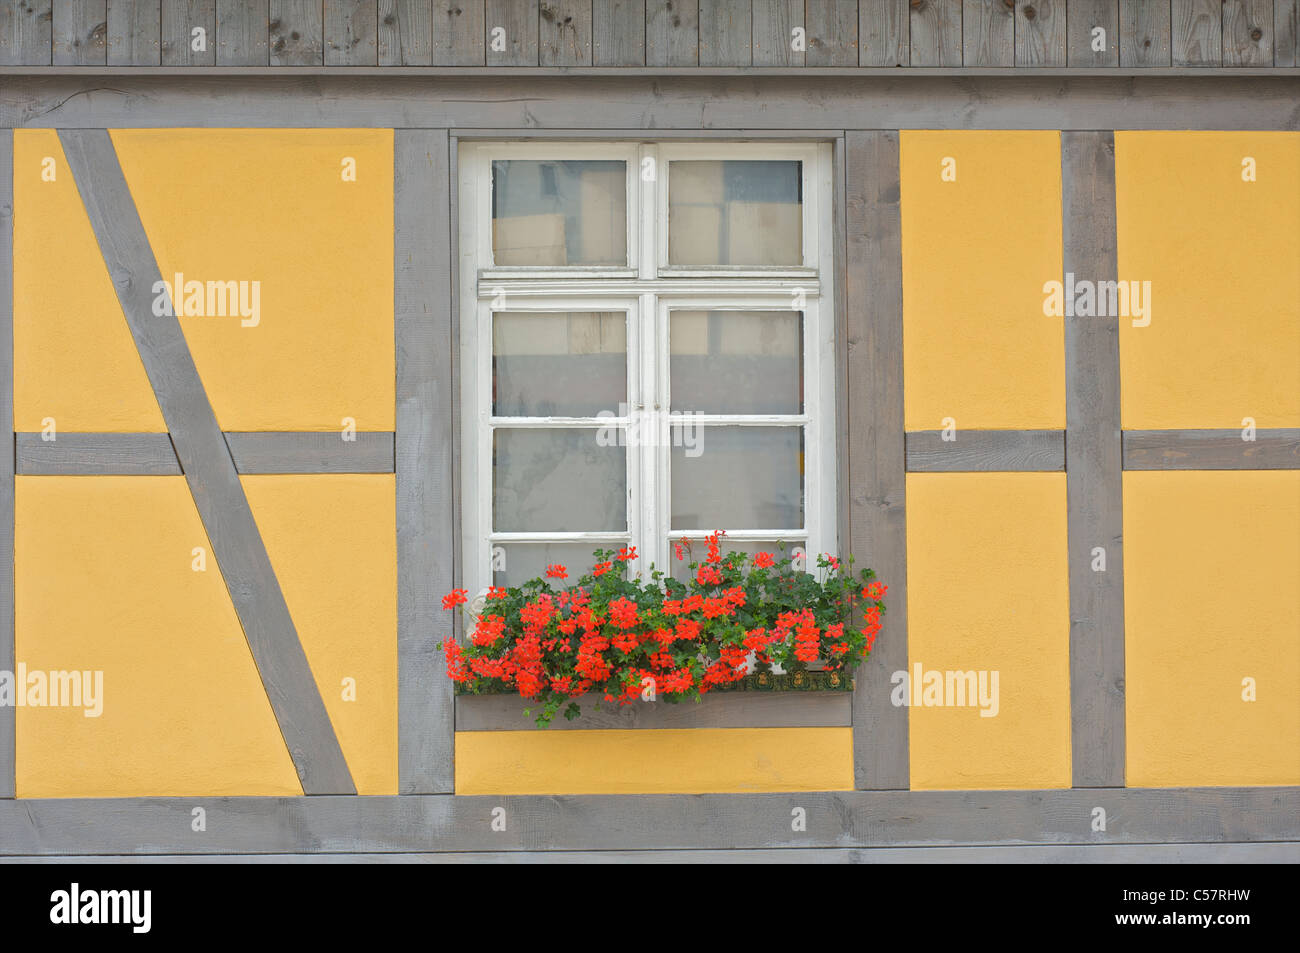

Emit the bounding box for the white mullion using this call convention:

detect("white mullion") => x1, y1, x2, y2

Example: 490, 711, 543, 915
490, 532, 631, 543
478, 297, 494, 596
667, 530, 807, 540
488, 417, 628, 428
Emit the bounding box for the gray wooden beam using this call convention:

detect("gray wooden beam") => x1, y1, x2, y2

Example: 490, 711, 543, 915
107, 0, 161, 66
1067, 0, 1119, 66
433, 0, 484, 64
1119, 0, 1172, 66
5, 75, 1299, 131
699, 0, 751, 65
484, 0, 537, 65
0, 0, 53, 66
16, 432, 180, 474
752, 0, 802, 66
845, 131, 908, 791
58, 129, 355, 795
860, 0, 909, 65
0, 128, 13, 799
226, 431, 395, 473
1062, 131, 1125, 789
217, 0, 270, 65
457, 690, 853, 730
905, 430, 1066, 471
379, 0, 433, 65
395, 130, 455, 794
593, 0, 645, 65
646, 0, 698, 65
1, 787, 1297, 854
806, 0, 858, 66
1278, 0, 1299, 66
1123, 429, 1300, 469
540, 0, 589, 65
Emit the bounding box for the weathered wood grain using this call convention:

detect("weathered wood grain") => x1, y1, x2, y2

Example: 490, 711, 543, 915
2, 788, 1297, 853
53, 0, 107, 64
15, 433, 181, 474
1016, 0, 1067, 65
860, 0, 908, 65
963, 0, 1015, 65
107, 0, 160, 65
910, 0, 961, 65
1062, 131, 1125, 789
905, 430, 1066, 471
593, 0, 644, 64
270, 0, 323, 64
325, 0, 378, 63
753, 0, 802, 65
699, 0, 751, 65
162, 0, 215, 65
485, 0, 537, 64
1277, 0, 1298, 65
1172, 0, 1220, 65
1066, 0, 1118, 63
457, 690, 854, 730
378, 0, 432, 64
1119, 0, 1171, 65
8, 75, 1300, 130
806, 0, 858, 65
59, 129, 355, 795
225, 432, 394, 473
1123, 429, 1300, 469
646, 0, 698, 64
396, 130, 455, 794
845, 131, 909, 791
0, 129, 13, 799
0, 0, 53, 66
540, 0, 591, 64
217, 0, 268, 64
1223, 0, 1272, 64
433, 0, 484, 64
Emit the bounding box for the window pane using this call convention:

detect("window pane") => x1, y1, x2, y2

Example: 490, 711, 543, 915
493, 541, 627, 588
493, 312, 626, 417
494, 428, 627, 532
668, 537, 803, 583
668, 160, 802, 266
671, 426, 804, 530
670, 310, 803, 414
492, 160, 627, 267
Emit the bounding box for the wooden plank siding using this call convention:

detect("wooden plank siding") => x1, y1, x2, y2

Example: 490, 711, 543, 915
270, 0, 324, 64
910, 0, 962, 65
53, 0, 107, 64
1016, 0, 1068, 65
646, 0, 698, 64
539, 0, 591, 65
806, 0, 859, 66
1067, 0, 1119, 65
753, 0, 802, 66
1277, 0, 1298, 65
161, 0, 215, 66
1119, 0, 1172, 66
0, 0, 53, 65
107, 0, 161, 66
433, 0, 484, 65
217, 0, 269, 64
324, 0, 378, 64
1223, 0, 1273, 64
859, 0, 909, 65
1172, 0, 1221, 65
379, 0, 433, 65
593, 0, 644, 65
963, 0, 1015, 66
699, 0, 752, 65
485, 0, 538, 65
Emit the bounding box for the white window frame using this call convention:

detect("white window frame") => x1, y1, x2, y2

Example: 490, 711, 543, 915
458, 139, 836, 598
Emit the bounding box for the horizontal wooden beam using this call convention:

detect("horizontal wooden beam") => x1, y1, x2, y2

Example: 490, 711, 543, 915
2, 66, 1299, 77
905, 430, 1066, 472
0, 787, 1295, 854
14, 432, 396, 475
4, 75, 1297, 130
16, 433, 181, 475
1123, 429, 1300, 470
456, 691, 853, 731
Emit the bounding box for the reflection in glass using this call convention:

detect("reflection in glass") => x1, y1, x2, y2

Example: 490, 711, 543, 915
668, 160, 802, 266
670, 310, 803, 414
494, 429, 626, 533
492, 541, 628, 588
492, 160, 627, 266
493, 312, 626, 417
671, 426, 804, 530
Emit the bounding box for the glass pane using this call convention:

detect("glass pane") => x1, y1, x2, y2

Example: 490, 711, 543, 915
668, 537, 803, 583
492, 160, 627, 267
493, 312, 626, 417
670, 426, 804, 531
494, 428, 626, 532
668, 160, 802, 266
670, 310, 803, 414
493, 541, 628, 588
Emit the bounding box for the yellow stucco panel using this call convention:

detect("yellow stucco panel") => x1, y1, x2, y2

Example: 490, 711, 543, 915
455, 727, 853, 795
243, 474, 398, 796
1116, 132, 1300, 429
906, 472, 1071, 790
110, 128, 395, 431
1125, 471, 1300, 787
14, 476, 302, 797
12, 130, 167, 432
900, 131, 1065, 431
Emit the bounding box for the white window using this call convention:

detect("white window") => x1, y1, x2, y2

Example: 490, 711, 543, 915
458, 140, 836, 594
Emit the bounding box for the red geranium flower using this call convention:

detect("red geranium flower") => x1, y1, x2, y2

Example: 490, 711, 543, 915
441, 588, 469, 610
546, 563, 569, 579
753, 552, 775, 569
